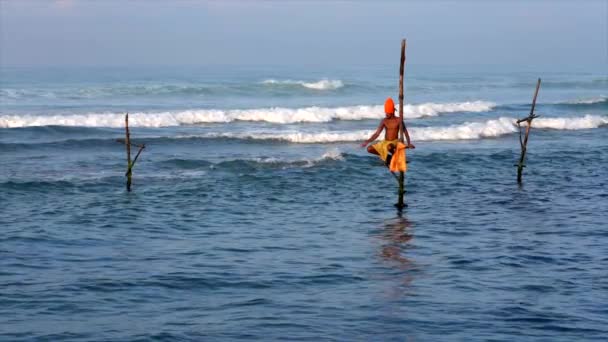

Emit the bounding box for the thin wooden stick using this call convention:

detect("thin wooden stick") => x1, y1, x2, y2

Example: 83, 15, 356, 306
129, 145, 146, 171
399, 39, 406, 144
516, 78, 541, 184
125, 113, 132, 191
517, 122, 524, 149
397, 39, 407, 209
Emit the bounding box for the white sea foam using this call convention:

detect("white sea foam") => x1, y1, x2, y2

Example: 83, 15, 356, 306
301, 148, 345, 167
196, 131, 369, 144
413, 117, 519, 141
192, 115, 608, 143
0, 89, 58, 100
302, 80, 344, 90
262, 79, 344, 90
243, 148, 344, 168
403, 101, 494, 116
0, 101, 495, 128
563, 96, 607, 105
532, 115, 608, 130
320, 148, 345, 161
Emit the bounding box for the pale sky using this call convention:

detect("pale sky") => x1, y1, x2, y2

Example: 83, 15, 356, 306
1, 0, 606, 68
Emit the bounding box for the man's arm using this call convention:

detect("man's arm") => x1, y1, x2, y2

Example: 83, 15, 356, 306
400, 120, 415, 149
360, 119, 385, 147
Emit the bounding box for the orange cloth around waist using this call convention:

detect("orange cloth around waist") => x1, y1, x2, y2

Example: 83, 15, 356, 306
389, 142, 407, 172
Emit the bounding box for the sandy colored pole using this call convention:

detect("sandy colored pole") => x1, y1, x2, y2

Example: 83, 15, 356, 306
397, 39, 407, 208
516, 78, 541, 184
125, 113, 132, 192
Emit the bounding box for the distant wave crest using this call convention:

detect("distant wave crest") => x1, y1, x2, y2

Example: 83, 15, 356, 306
531, 115, 608, 130
0, 85, 218, 99
182, 115, 608, 143
261, 79, 344, 90
561, 96, 607, 105
0, 101, 495, 128
0, 79, 345, 100
254, 148, 344, 168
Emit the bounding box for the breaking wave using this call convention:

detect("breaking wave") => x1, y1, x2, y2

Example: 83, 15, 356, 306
0, 101, 495, 128
531, 115, 608, 130
4, 115, 605, 148
250, 148, 344, 168
0, 79, 345, 101
566, 96, 608, 104
0, 85, 219, 100
262, 79, 345, 90
162, 148, 345, 170
184, 115, 608, 143
559, 96, 607, 106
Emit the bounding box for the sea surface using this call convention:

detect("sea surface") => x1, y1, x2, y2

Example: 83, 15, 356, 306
1, 65, 607, 341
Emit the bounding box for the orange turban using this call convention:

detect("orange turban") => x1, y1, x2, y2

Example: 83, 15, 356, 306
384, 98, 395, 114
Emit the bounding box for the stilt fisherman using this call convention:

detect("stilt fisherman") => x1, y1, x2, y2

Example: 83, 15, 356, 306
361, 97, 415, 166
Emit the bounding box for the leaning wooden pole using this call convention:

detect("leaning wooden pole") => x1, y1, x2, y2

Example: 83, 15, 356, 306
516, 78, 541, 184
117, 113, 145, 192
125, 113, 132, 191
397, 39, 407, 208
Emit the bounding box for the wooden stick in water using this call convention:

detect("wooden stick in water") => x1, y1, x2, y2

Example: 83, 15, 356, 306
399, 39, 406, 144
397, 39, 407, 209
125, 113, 132, 191
128, 144, 146, 175
118, 114, 147, 191
516, 78, 541, 184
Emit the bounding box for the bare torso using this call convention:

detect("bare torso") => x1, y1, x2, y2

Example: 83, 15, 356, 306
383, 116, 401, 140
362, 112, 414, 154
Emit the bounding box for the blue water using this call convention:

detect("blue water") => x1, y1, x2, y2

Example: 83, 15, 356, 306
1, 65, 608, 341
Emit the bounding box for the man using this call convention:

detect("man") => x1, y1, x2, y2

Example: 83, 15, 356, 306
361, 98, 415, 165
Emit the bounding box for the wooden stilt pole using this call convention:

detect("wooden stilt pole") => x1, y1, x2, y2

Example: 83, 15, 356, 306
396, 39, 407, 209
516, 78, 541, 184
125, 113, 132, 192
119, 113, 146, 192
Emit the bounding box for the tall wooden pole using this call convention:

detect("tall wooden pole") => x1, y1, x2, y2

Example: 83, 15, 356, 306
397, 39, 407, 208
125, 113, 132, 192
516, 78, 541, 184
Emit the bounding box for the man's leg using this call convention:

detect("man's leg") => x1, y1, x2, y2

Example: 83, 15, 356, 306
367, 145, 379, 156
385, 144, 395, 166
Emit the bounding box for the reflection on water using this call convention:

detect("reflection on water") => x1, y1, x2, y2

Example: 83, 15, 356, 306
378, 211, 416, 290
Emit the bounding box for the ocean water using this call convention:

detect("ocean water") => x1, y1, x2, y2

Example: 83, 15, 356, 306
1, 65, 607, 341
